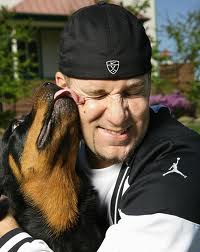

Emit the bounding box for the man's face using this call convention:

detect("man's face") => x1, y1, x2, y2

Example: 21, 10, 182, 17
57, 74, 150, 168
55, 74, 150, 168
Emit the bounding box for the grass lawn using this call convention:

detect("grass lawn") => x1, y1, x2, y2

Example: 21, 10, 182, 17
178, 116, 200, 135
179, 120, 200, 134
186, 123, 200, 134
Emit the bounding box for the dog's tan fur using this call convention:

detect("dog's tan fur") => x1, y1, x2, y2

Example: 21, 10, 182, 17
9, 98, 80, 234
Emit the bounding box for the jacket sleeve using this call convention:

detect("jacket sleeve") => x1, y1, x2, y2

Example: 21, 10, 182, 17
0, 228, 53, 252
97, 212, 200, 252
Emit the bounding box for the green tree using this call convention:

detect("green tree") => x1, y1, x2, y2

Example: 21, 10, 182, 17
119, 0, 150, 16
165, 10, 200, 112
165, 10, 200, 79
0, 7, 38, 105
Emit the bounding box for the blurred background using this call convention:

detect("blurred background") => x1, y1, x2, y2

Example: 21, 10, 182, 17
0, 0, 199, 136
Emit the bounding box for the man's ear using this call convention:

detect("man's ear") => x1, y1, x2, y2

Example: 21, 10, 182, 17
55, 72, 69, 88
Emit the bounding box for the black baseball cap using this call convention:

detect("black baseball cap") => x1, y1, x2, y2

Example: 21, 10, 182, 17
59, 1, 152, 80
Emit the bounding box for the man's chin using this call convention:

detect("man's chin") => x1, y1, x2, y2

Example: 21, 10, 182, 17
93, 145, 134, 165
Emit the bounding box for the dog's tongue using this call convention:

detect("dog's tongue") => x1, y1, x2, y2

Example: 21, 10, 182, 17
54, 87, 85, 105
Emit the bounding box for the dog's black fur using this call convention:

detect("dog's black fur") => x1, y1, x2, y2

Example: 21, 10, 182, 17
0, 83, 103, 252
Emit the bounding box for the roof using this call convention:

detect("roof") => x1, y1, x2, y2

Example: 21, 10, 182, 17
8, 0, 148, 21
10, 0, 97, 16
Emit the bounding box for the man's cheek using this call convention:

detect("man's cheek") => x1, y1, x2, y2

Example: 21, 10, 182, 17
79, 100, 105, 122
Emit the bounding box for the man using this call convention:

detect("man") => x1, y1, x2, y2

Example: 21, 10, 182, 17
1, 2, 200, 251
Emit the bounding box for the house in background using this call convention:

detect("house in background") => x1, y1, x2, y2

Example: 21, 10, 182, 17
0, 0, 156, 80
159, 49, 194, 93
0, 0, 156, 116
0, 0, 97, 80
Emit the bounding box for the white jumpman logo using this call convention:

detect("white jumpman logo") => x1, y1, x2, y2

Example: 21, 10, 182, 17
163, 157, 187, 178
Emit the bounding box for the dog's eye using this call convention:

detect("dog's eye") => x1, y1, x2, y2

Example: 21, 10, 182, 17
12, 119, 24, 132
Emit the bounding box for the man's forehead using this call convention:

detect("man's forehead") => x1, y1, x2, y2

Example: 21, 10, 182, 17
70, 74, 148, 88
126, 75, 148, 85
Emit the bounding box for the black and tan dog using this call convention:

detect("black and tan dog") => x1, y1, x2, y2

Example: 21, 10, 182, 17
0, 82, 103, 252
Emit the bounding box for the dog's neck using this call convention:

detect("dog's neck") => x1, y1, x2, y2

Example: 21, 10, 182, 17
21, 157, 80, 235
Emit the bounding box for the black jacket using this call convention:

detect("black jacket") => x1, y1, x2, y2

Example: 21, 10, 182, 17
111, 107, 200, 225
1, 107, 200, 252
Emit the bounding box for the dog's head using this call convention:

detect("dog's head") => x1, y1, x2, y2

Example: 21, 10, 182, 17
0, 82, 81, 233
1, 82, 80, 182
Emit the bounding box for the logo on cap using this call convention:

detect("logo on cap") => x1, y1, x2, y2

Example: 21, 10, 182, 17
106, 60, 120, 74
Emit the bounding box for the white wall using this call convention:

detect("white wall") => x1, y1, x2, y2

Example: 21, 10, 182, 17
142, 0, 156, 42
41, 30, 61, 79
0, 0, 22, 8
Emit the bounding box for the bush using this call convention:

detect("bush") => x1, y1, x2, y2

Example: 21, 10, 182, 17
150, 92, 195, 118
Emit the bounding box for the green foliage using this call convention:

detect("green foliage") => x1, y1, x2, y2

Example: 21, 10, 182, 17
161, 10, 200, 112
102, 0, 150, 15
120, 0, 150, 16
150, 40, 174, 94
188, 124, 200, 134
0, 7, 38, 104
186, 81, 200, 102
185, 80, 200, 115
179, 115, 200, 134
165, 10, 200, 79
152, 9, 200, 113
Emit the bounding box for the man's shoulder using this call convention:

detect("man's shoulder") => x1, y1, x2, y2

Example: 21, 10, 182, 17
121, 107, 200, 224
147, 106, 200, 147
131, 107, 200, 179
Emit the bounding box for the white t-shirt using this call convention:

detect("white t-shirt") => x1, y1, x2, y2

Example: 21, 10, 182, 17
77, 142, 122, 224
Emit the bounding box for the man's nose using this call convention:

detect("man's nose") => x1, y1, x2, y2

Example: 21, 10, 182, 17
106, 94, 129, 126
